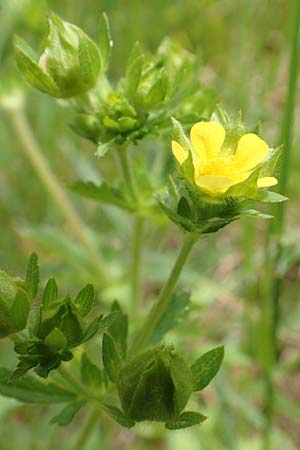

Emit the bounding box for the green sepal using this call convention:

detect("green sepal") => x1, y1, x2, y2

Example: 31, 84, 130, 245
42, 278, 59, 309
10, 290, 30, 331
191, 345, 224, 391
44, 328, 67, 353
14, 36, 61, 96
26, 252, 39, 301
103, 404, 135, 429
165, 411, 207, 430
74, 284, 94, 317
98, 12, 112, 70
102, 333, 122, 382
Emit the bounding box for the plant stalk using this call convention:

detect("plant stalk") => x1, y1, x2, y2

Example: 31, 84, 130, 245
7, 107, 109, 285
260, 2, 300, 448
115, 145, 138, 204
131, 216, 145, 316
73, 408, 99, 450
131, 232, 198, 354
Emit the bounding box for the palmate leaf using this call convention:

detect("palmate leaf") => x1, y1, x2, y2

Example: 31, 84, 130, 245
69, 181, 135, 211
50, 400, 86, 426
0, 368, 76, 403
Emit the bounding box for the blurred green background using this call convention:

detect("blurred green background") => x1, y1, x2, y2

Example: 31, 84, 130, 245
0, 0, 299, 449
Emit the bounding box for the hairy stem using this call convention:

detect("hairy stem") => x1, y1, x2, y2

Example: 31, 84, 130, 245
73, 408, 99, 450
115, 145, 138, 204
261, 2, 300, 448
131, 233, 198, 354
131, 216, 145, 316
7, 107, 109, 285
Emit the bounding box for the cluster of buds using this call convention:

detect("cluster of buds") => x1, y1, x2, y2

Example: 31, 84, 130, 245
14, 13, 214, 153
0, 254, 109, 379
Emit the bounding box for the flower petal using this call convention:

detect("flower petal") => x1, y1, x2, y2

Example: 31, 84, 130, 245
190, 121, 225, 160
235, 133, 269, 171
195, 174, 236, 194
257, 177, 278, 188
172, 141, 188, 165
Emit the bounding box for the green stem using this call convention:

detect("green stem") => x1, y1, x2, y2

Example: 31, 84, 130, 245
116, 145, 138, 204
131, 216, 145, 316
260, 4, 300, 448
6, 107, 109, 285
130, 233, 198, 354
271, 0, 300, 337
57, 366, 88, 397
275, 0, 300, 236
73, 408, 99, 450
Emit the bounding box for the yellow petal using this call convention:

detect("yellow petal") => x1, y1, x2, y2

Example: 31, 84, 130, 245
257, 177, 278, 188
195, 174, 236, 194
235, 133, 269, 171
190, 121, 225, 160
172, 140, 187, 165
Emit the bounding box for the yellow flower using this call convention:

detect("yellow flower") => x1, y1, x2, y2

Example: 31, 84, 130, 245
172, 121, 278, 194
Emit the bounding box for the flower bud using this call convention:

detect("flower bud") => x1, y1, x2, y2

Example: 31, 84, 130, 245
117, 346, 194, 422
14, 13, 101, 98
0, 271, 29, 338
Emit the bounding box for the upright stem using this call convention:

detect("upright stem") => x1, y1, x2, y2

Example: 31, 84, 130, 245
116, 145, 138, 204
260, 2, 300, 448
131, 233, 198, 354
272, 0, 300, 335
7, 107, 109, 285
73, 408, 99, 450
131, 216, 145, 316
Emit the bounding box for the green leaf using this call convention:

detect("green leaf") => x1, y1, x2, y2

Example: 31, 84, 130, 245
42, 278, 59, 309
165, 411, 207, 430
26, 252, 39, 300
191, 346, 224, 391
0, 368, 76, 403
98, 12, 112, 69
69, 181, 134, 211
107, 301, 128, 358
51, 400, 86, 426
256, 190, 287, 203
44, 328, 67, 353
80, 354, 102, 388
169, 353, 194, 415
148, 291, 190, 346
74, 284, 94, 317
102, 333, 122, 382
10, 290, 30, 331
103, 403, 135, 428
